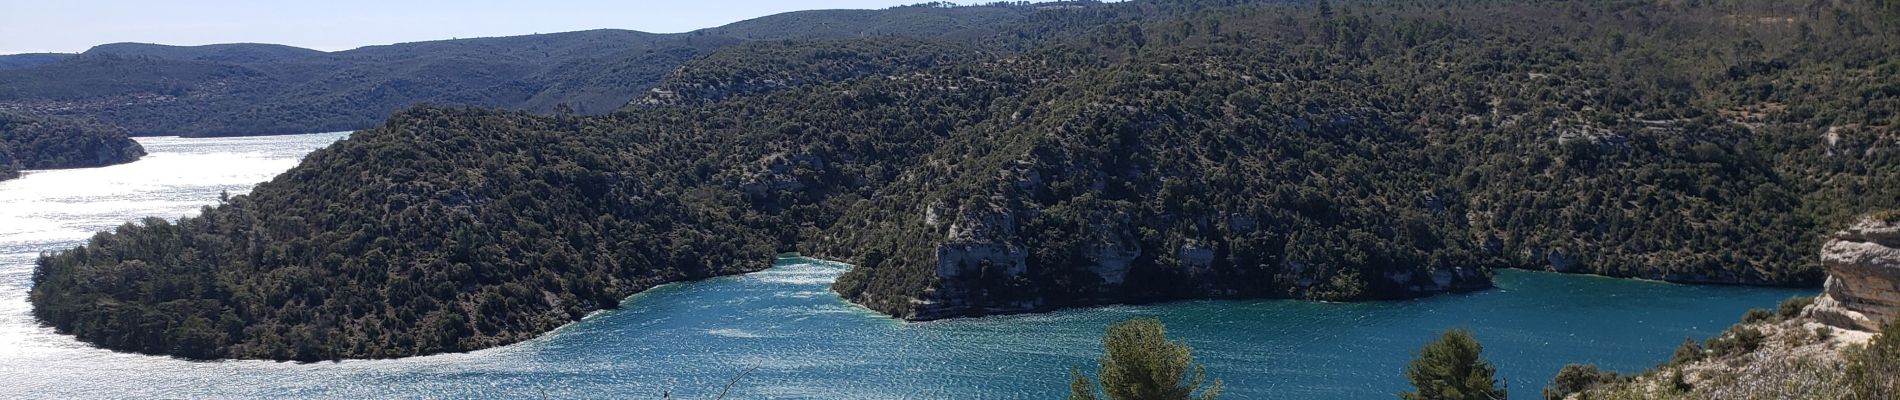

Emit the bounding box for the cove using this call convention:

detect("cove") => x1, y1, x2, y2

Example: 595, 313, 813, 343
464, 259, 1812, 399
0, 133, 1813, 399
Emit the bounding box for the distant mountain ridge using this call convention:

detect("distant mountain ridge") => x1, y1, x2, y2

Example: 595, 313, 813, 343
700, 5, 1033, 40
0, 4, 1050, 137
81, 43, 327, 64
0, 54, 73, 71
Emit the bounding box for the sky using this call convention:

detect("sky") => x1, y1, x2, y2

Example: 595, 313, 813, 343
0, 0, 1023, 55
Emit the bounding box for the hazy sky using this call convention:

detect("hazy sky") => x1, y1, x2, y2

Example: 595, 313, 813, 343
0, 1, 1018, 55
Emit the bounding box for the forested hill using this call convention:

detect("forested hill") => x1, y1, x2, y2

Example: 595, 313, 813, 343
0, 3, 1054, 137
699, 2, 1036, 40
82, 43, 327, 64
0, 111, 145, 180
0, 54, 72, 71
28, 0, 1900, 360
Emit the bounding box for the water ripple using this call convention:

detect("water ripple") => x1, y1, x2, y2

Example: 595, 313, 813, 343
0, 132, 1816, 399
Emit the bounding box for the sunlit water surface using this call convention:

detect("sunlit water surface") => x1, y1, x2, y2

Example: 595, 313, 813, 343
0, 132, 1813, 399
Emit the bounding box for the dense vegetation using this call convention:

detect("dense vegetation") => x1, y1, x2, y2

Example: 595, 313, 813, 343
1402, 328, 1506, 400
0, 53, 70, 71
0, 31, 722, 136
0, 111, 144, 180
27, 0, 1900, 359
637, 38, 975, 106
1843, 320, 1900, 399
29, 107, 796, 359
0, 4, 1053, 137
1068, 318, 1222, 400
825, 0, 1900, 317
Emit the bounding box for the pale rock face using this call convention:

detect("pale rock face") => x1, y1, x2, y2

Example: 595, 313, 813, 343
944, 204, 1016, 242
1808, 216, 1900, 332
735, 152, 817, 196
1386, 270, 1414, 286
1009, 161, 1043, 191
1071, 212, 1141, 287
1545, 249, 1576, 272
929, 205, 1026, 311
923, 204, 944, 227
1383, 268, 1464, 292
1525, 245, 1577, 272
936, 204, 1026, 279
934, 243, 1027, 278
1085, 231, 1138, 286
1431, 269, 1455, 288
1177, 240, 1216, 271
1285, 260, 1316, 288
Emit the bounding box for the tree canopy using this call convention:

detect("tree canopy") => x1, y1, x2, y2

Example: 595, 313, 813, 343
27, 0, 1900, 360
0, 5, 1050, 137
1069, 318, 1222, 400
0, 111, 143, 180
1402, 328, 1506, 400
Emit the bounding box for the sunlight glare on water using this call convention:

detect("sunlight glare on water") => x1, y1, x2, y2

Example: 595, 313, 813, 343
0, 132, 1813, 399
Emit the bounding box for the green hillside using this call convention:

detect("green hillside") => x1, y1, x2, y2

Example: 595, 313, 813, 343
0, 111, 144, 180
27, 0, 1900, 360
0, 4, 1053, 137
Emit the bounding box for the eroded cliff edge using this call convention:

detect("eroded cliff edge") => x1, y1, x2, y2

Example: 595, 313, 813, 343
1809, 215, 1900, 333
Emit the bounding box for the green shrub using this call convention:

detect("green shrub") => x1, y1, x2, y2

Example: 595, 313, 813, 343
1544, 364, 1619, 400
1669, 338, 1705, 366
1068, 318, 1222, 400
1776, 296, 1815, 320
1869, 210, 1900, 224
1667, 370, 1692, 392
1403, 328, 1507, 400
1742, 308, 1775, 324
1842, 320, 1900, 400
1708, 326, 1765, 357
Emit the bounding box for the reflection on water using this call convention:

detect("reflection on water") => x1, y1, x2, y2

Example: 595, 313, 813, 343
0, 133, 347, 359
0, 132, 1812, 399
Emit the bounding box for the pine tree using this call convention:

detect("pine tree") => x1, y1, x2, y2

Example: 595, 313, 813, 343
1069, 318, 1222, 400
1402, 328, 1506, 400
1071, 368, 1099, 400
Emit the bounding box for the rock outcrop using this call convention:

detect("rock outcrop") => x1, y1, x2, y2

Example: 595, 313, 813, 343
1570, 315, 1878, 400
1564, 214, 1900, 400
1808, 215, 1900, 332
889, 197, 1494, 321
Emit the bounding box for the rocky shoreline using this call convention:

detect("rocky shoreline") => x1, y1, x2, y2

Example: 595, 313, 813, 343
1564, 215, 1899, 399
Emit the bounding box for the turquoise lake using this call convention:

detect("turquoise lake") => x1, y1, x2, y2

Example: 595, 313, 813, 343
0, 132, 1814, 399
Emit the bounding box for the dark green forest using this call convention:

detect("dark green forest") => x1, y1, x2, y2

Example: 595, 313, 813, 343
28, 0, 1900, 360
0, 4, 1056, 137
0, 53, 71, 71
0, 30, 729, 137
0, 111, 144, 180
